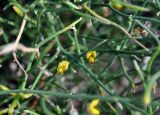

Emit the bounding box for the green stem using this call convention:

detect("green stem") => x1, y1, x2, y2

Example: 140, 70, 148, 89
133, 60, 144, 82
82, 3, 148, 51
120, 57, 135, 88
118, 0, 149, 11
0, 89, 139, 103
23, 110, 40, 115
40, 96, 55, 115
142, 45, 160, 108
95, 49, 151, 56
37, 17, 82, 47
146, 46, 160, 78
73, 28, 85, 64
8, 95, 20, 115
30, 48, 60, 90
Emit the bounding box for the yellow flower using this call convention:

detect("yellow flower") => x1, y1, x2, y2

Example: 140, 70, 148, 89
88, 99, 100, 115
110, 0, 123, 10
113, 4, 123, 10
86, 51, 96, 64
13, 6, 24, 17
57, 60, 70, 74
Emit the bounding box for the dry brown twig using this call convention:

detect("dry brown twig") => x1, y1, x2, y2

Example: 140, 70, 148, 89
0, 14, 39, 77
13, 52, 27, 77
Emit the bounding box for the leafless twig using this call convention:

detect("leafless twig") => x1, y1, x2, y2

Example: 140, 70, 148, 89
0, 14, 39, 79
14, 14, 27, 50
13, 52, 27, 78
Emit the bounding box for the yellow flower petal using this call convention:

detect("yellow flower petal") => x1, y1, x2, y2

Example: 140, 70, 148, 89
57, 67, 64, 74
89, 108, 100, 115
90, 99, 100, 107
88, 99, 100, 115
86, 51, 96, 64
57, 60, 69, 74
88, 57, 95, 64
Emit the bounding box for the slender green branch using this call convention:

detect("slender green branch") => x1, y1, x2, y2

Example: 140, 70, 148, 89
120, 57, 135, 88
146, 46, 160, 78
30, 48, 60, 90
23, 110, 40, 115
0, 89, 140, 103
37, 17, 82, 47
73, 28, 85, 64
82, 3, 149, 51
133, 60, 144, 82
